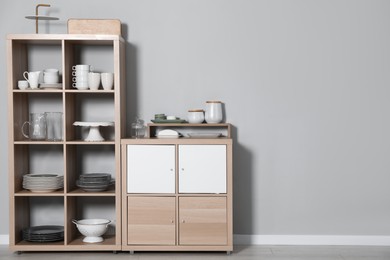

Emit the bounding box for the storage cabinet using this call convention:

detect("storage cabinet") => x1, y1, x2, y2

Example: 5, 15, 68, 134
7, 34, 125, 251
121, 128, 233, 252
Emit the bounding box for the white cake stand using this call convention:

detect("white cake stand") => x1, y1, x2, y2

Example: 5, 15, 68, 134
73, 121, 114, 141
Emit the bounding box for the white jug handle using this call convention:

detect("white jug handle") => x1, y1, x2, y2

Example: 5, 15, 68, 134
21, 121, 30, 139
23, 71, 30, 83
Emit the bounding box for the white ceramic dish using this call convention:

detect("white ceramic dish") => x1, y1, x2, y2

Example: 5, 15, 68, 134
73, 121, 114, 141
72, 219, 110, 243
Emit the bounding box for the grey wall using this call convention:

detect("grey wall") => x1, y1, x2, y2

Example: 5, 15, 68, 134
2, 0, 390, 237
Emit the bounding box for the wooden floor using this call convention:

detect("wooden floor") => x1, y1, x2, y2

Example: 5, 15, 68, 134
1, 245, 390, 259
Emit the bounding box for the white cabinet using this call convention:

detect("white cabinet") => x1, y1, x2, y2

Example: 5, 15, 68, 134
179, 145, 226, 194
127, 145, 175, 193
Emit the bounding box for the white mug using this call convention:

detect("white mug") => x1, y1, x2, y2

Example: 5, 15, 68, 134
101, 72, 114, 90
23, 71, 41, 89
72, 70, 89, 77
88, 72, 101, 90
72, 64, 92, 71
72, 76, 89, 83
72, 82, 89, 90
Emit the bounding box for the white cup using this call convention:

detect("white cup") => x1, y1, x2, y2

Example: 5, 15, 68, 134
72, 76, 89, 83
72, 70, 89, 77
88, 72, 101, 90
18, 80, 29, 90
72, 64, 92, 71
101, 72, 114, 90
72, 82, 89, 90
23, 71, 41, 89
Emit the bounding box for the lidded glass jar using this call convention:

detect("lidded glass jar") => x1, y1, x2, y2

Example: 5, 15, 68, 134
131, 116, 146, 138
205, 101, 223, 123
187, 109, 204, 124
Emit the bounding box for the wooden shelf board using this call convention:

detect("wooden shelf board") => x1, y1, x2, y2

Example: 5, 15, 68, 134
67, 187, 116, 196
15, 189, 64, 196
67, 235, 117, 247
65, 140, 115, 145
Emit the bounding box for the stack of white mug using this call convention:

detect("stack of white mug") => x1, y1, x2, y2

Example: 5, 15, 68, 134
72, 64, 114, 90
72, 64, 91, 90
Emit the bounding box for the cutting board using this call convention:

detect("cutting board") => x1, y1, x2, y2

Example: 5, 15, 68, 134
68, 19, 121, 35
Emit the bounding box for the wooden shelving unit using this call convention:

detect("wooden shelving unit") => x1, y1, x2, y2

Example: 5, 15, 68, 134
7, 34, 125, 252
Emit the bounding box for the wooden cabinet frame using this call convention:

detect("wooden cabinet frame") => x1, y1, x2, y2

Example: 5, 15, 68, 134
121, 135, 233, 252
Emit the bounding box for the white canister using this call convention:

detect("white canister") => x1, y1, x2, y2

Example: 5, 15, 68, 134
205, 101, 223, 123
187, 109, 204, 124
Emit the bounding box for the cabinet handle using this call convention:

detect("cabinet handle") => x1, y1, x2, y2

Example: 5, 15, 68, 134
181, 220, 185, 223
170, 168, 174, 172
181, 168, 184, 171
171, 220, 174, 224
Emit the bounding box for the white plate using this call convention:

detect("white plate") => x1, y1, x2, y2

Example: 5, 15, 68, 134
187, 133, 222, 138
156, 135, 180, 139
40, 83, 62, 89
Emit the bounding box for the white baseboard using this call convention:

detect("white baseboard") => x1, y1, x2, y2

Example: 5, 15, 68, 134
2, 234, 390, 246
0, 235, 8, 245
234, 235, 390, 246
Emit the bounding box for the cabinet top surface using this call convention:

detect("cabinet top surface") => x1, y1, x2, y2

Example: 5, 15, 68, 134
7, 33, 124, 42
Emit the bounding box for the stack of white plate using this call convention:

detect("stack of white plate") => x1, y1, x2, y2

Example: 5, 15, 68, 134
76, 173, 113, 192
23, 174, 64, 193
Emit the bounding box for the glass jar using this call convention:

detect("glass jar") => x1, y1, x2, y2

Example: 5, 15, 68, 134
131, 117, 146, 138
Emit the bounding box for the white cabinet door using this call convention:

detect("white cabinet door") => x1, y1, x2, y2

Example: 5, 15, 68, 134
179, 145, 226, 193
127, 145, 175, 193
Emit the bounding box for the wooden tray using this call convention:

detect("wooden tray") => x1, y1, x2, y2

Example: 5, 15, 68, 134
68, 19, 121, 35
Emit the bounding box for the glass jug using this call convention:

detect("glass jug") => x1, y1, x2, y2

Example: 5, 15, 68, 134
22, 113, 47, 140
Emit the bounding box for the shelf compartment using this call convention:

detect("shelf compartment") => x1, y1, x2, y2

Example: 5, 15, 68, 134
13, 93, 63, 142
9, 39, 62, 91
64, 40, 114, 91
12, 144, 64, 193
12, 196, 65, 246
64, 93, 115, 142
65, 145, 115, 193
65, 197, 117, 246
147, 123, 232, 138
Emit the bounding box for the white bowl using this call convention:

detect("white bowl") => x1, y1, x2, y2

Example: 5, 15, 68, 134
72, 218, 110, 243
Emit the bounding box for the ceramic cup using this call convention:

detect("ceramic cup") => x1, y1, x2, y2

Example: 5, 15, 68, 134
72, 82, 89, 90
18, 80, 29, 90
88, 72, 101, 90
72, 70, 89, 77
187, 109, 205, 123
43, 69, 59, 84
72, 64, 92, 71
101, 72, 114, 90
72, 76, 89, 83
23, 71, 41, 89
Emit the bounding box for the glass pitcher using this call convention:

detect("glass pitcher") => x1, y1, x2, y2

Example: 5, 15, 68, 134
21, 113, 47, 140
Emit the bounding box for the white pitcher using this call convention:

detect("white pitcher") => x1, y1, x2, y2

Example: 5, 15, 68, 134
23, 71, 42, 89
